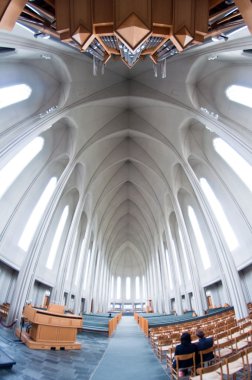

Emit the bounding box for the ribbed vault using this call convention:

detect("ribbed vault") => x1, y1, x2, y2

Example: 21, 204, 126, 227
1, 23, 252, 319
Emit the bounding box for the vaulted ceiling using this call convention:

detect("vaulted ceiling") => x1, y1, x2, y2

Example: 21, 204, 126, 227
0, 16, 252, 280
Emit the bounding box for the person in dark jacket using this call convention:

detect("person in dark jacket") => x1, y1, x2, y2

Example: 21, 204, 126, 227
172, 332, 198, 375
195, 329, 214, 363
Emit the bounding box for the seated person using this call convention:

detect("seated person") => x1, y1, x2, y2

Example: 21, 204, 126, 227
172, 332, 198, 376
195, 329, 214, 363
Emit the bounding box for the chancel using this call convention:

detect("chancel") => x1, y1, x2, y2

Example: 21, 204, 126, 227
0, 1, 252, 379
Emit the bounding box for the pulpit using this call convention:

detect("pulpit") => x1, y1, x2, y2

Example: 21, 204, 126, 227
17, 304, 82, 350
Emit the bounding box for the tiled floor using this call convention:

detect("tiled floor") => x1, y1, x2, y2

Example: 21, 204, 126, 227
0, 326, 109, 380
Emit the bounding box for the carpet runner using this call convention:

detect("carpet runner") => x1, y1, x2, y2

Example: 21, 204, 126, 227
91, 316, 168, 380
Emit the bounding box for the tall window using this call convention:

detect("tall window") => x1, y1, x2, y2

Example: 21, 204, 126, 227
126, 277, 131, 300
213, 137, 252, 192
0, 137, 44, 199
0, 83, 32, 109
188, 206, 211, 269
226, 85, 252, 108
200, 178, 238, 251
46, 205, 69, 269
116, 276, 121, 299
135, 276, 140, 299
18, 177, 57, 251
178, 229, 191, 280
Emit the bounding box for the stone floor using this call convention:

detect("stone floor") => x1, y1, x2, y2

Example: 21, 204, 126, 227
0, 325, 109, 380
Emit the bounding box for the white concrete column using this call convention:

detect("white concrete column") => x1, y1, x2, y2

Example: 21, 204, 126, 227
101, 264, 110, 311
91, 247, 102, 312
171, 217, 191, 312
154, 247, 164, 313
73, 223, 92, 314
51, 198, 86, 305
159, 231, 171, 314
184, 165, 248, 319
96, 252, 106, 311
171, 200, 206, 316
86, 238, 98, 312
65, 228, 84, 310
7, 160, 81, 324
165, 224, 183, 315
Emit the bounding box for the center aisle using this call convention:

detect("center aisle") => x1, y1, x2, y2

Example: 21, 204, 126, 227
90, 316, 168, 380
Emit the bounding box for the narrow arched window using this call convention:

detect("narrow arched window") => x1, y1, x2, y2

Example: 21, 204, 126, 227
116, 276, 121, 299
226, 85, 252, 108
0, 83, 32, 109
188, 206, 211, 269
135, 276, 140, 299
200, 178, 238, 251
18, 177, 57, 251
0, 137, 44, 199
46, 205, 69, 269
126, 276, 131, 300
213, 137, 252, 192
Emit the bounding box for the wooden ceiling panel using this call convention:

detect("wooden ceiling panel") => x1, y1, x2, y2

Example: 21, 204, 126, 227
0, 0, 27, 31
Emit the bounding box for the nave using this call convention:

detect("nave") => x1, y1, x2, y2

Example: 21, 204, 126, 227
1, 312, 251, 379
1, 0, 252, 379
0, 316, 168, 380
91, 316, 167, 380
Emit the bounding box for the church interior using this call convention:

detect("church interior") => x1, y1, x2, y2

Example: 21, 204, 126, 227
0, 1, 252, 379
